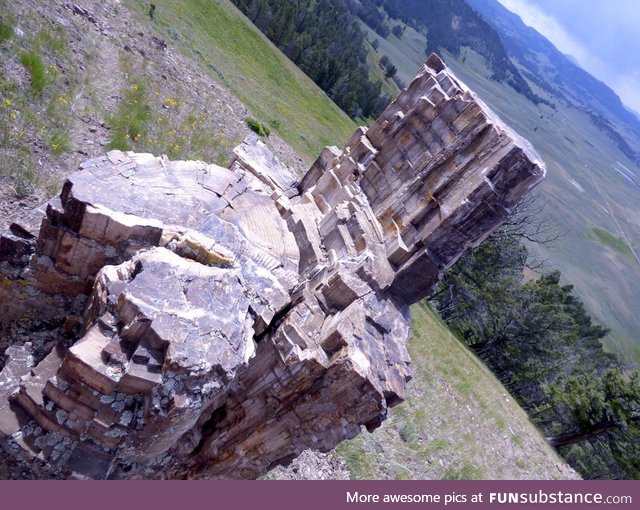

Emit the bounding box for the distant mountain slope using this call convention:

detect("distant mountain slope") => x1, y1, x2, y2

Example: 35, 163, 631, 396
466, 0, 640, 155
371, 0, 547, 105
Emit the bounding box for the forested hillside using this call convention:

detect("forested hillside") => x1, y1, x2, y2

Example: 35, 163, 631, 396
230, 0, 391, 118
432, 215, 640, 479
379, 0, 548, 105
230, 0, 549, 113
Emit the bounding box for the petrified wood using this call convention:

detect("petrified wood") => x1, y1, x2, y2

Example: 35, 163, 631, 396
0, 54, 544, 479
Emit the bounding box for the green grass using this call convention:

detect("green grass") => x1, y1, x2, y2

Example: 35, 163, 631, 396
47, 129, 72, 156
8, 150, 37, 197
38, 33, 65, 54
36, 27, 68, 54
365, 42, 401, 101
0, 19, 13, 43
443, 463, 486, 480
591, 227, 633, 257
103, 56, 237, 164
360, 20, 427, 86
334, 440, 376, 479
1, 15, 79, 195
246, 117, 270, 138
125, 0, 355, 159
106, 81, 152, 151
19, 51, 48, 94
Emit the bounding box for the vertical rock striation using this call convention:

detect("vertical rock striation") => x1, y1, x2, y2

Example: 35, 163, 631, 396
0, 54, 544, 479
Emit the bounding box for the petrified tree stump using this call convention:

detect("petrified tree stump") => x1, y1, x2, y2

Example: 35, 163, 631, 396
0, 54, 544, 479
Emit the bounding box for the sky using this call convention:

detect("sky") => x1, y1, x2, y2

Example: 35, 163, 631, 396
497, 0, 640, 114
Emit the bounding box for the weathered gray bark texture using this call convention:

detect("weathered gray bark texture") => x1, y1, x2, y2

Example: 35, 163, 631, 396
0, 54, 544, 479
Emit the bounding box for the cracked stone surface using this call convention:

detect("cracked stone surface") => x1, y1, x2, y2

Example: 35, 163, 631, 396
0, 54, 545, 479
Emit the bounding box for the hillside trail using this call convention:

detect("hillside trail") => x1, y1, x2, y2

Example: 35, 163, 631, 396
0, 0, 307, 230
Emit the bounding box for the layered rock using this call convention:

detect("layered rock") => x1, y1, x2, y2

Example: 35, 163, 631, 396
0, 54, 544, 479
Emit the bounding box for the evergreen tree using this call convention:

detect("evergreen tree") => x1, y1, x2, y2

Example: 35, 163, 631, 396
231, 0, 390, 118
432, 220, 638, 479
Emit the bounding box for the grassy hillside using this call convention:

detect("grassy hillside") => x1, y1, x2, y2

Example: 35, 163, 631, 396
361, 21, 640, 367
1, 0, 578, 481
125, 0, 355, 159
335, 303, 577, 480
364, 39, 401, 102
360, 21, 427, 86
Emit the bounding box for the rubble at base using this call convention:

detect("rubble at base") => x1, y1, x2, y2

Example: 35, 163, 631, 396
0, 54, 544, 479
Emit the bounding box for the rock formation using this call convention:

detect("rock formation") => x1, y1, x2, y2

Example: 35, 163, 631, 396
0, 54, 544, 479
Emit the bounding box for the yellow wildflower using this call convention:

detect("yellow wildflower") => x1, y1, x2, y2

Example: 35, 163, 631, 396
4, 98, 11, 107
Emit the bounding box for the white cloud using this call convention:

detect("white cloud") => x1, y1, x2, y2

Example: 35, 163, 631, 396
610, 72, 640, 114
498, 0, 591, 67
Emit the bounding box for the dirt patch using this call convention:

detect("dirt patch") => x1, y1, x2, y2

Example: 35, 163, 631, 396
0, 175, 43, 230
